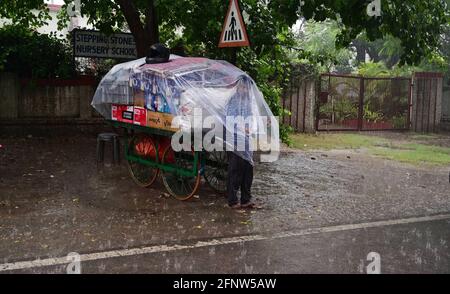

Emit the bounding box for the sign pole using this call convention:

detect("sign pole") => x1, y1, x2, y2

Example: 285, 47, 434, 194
72, 29, 76, 75
230, 48, 237, 65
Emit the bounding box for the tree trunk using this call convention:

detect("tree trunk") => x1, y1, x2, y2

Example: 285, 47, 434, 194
117, 0, 159, 58
366, 47, 381, 63
353, 40, 367, 64
144, 0, 159, 48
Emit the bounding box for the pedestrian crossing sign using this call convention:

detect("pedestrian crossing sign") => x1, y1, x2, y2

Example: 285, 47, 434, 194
218, 0, 250, 48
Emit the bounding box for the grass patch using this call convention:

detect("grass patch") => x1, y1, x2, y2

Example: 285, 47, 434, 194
409, 134, 440, 141
371, 144, 450, 166
291, 133, 388, 150
291, 133, 450, 166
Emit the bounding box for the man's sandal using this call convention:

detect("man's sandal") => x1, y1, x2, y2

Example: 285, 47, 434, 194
241, 202, 263, 209
229, 203, 241, 209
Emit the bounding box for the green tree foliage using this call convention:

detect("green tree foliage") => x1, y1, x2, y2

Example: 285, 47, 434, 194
2, 1, 448, 64
0, 0, 50, 28
438, 24, 450, 82
352, 33, 403, 68
1, 0, 449, 140
295, 20, 356, 73
0, 25, 75, 78
272, 0, 449, 65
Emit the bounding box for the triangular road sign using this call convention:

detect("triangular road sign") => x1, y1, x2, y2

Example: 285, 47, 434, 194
218, 0, 250, 48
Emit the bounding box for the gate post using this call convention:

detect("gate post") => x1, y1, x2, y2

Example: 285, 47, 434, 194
358, 77, 365, 131
407, 78, 413, 130
436, 75, 443, 131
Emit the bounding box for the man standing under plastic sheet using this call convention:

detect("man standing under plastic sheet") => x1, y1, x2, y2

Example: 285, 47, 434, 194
225, 76, 256, 209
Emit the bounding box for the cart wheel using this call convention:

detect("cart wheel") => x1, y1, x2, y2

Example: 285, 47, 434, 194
160, 146, 201, 201
204, 151, 228, 194
127, 134, 159, 188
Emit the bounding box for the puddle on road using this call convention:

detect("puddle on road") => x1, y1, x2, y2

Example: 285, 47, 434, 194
0, 136, 449, 262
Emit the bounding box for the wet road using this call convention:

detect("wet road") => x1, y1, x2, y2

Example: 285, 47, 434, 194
2, 215, 449, 273
0, 135, 449, 273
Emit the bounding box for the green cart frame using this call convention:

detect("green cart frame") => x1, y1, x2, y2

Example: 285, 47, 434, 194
109, 120, 228, 201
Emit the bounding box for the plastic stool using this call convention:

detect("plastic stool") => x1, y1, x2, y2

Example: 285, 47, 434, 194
96, 133, 120, 166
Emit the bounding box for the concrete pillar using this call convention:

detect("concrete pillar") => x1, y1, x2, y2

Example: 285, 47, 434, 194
411, 72, 443, 133
304, 79, 317, 133
436, 77, 443, 128
443, 87, 450, 122
79, 85, 95, 119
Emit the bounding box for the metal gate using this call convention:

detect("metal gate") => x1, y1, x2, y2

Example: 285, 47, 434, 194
317, 74, 412, 131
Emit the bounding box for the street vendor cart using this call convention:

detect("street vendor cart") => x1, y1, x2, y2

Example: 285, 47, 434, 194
92, 54, 278, 201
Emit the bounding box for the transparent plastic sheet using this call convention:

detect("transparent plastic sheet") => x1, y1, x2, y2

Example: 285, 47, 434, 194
92, 55, 279, 164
